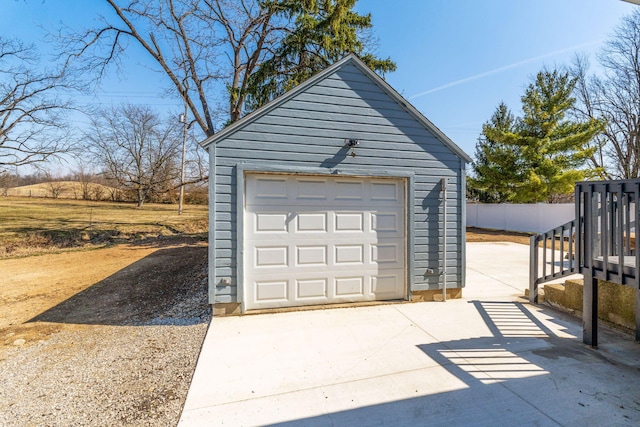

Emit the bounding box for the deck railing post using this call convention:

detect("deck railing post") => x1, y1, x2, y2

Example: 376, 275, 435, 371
582, 184, 598, 347
530, 235, 538, 304
542, 235, 547, 280
635, 182, 640, 342
583, 270, 598, 348
534, 179, 640, 345
576, 185, 582, 273
551, 230, 556, 277
636, 287, 640, 342
618, 188, 624, 283
538, 179, 640, 345
601, 187, 610, 281
560, 225, 565, 274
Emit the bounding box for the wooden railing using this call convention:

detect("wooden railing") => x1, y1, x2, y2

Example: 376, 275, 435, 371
576, 180, 639, 286
529, 220, 577, 304
529, 179, 640, 346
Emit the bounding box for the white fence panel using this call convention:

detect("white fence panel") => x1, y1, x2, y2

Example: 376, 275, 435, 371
466, 203, 574, 233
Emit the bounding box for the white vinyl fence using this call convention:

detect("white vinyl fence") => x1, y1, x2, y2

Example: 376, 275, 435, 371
466, 203, 575, 234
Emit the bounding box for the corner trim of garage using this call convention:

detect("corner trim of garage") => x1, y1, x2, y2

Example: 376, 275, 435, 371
406, 173, 415, 298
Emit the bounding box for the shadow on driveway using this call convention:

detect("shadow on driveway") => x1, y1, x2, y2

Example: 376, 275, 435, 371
221, 301, 640, 426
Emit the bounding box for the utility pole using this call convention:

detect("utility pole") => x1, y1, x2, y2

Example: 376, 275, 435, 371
178, 101, 188, 215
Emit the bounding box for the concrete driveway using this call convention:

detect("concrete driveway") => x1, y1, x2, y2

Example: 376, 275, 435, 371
179, 243, 640, 426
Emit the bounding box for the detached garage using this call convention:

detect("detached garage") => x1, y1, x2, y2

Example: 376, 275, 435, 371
201, 54, 472, 315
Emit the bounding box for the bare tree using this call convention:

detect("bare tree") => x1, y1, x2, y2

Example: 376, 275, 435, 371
58, 0, 393, 202
61, 0, 282, 136
569, 56, 611, 180
92, 185, 105, 201
74, 164, 97, 200
0, 170, 17, 196
203, 0, 282, 123
86, 104, 182, 207
59, 1, 391, 130
570, 10, 640, 179
1, 37, 73, 170
44, 171, 66, 199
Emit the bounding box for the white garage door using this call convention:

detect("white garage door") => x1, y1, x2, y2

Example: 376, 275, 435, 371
244, 173, 406, 310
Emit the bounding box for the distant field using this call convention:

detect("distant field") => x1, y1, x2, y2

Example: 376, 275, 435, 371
5, 181, 117, 199
0, 197, 208, 258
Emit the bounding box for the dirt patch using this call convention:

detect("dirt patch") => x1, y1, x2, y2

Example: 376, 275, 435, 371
2, 245, 149, 329
0, 239, 206, 329
0, 237, 208, 345
30, 241, 208, 326
466, 227, 574, 252
0, 238, 210, 426
466, 227, 533, 245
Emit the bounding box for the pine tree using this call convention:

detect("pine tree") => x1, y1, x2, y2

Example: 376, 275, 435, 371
468, 103, 521, 203
476, 69, 604, 203
245, 0, 396, 110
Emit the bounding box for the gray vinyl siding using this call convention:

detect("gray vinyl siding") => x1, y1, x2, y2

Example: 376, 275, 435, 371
207, 60, 467, 304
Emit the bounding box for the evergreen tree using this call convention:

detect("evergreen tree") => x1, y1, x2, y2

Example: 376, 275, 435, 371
468, 103, 521, 203
475, 69, 604, 203
245, 0, 396, 110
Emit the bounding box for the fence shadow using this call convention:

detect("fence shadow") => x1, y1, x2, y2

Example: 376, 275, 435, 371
255, 301, 640, 426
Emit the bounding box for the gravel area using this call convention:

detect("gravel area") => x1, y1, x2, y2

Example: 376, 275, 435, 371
0, 262, 211, 427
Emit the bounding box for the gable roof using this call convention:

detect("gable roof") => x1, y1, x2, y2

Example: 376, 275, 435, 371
201, 53, 472, 163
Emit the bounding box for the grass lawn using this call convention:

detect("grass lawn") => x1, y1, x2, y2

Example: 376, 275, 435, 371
1, 196, 547, 259
0, 197, 208, 258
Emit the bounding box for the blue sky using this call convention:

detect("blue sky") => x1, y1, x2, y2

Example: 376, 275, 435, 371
1, 0, 636, 161
358, 0, 635, 157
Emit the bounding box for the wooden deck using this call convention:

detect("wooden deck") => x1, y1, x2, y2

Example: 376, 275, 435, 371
531, 179, 640, 347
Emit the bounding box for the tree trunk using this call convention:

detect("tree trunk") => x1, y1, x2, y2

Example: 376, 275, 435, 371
137, 188, 144, 208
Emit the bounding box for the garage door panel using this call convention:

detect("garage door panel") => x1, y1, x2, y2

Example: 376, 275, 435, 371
296, 213, 327, 232
255, 280, 288, 302
296, 179, 329, 200
295, 246, 328, 266
371, 212, 402, 232
334, 212, 364, 231
334, 244, 365, 264
335, 277, 365, 297
371, 243, 400, 263
371, 181, 401, 201
255, 213, 288, 232
244, 173, 406, 310
371, 272, 405, 296
372, 239, 405, 263
254, 246, 288, 267
253, 177, 289, 200
335, 180, 364, 199
296, 278, 328, 299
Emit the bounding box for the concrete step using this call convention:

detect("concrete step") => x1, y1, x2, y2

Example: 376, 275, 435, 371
529, 278, 636, 333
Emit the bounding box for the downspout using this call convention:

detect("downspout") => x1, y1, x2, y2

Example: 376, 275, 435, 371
442, 177, 448, 302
